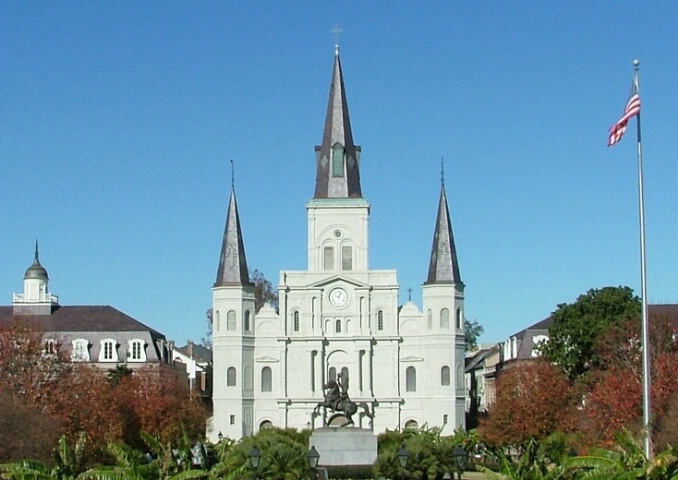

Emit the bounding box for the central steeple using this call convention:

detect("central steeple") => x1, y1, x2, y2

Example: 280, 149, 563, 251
314, 48, 362, 199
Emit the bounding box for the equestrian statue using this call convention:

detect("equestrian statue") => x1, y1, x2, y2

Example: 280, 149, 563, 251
312, 371, 372, 427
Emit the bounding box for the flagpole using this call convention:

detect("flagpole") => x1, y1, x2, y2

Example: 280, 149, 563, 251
634, 59, 652, 459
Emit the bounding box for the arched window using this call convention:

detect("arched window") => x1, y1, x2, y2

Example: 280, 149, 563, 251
404, 419, 419, 430
215, 311, 220, 332
244, 310, 251, 332
226, 367, 236, 386
406, 366, 417, 392
335, 319, 342, 333
227, 310, 236, 331
293, 311, 300, 332
323, 246, 334, 270
440, 308, 450, 329
328, 367, 337, 382
341, 245, 353, 271
427, 309, 432, 329
261, 367, 272, 392
341, 367, 349, 384
456, 308, 463, 329
377, 311, 384, 331
456, 363, 464, 389
441, 366, 451, 386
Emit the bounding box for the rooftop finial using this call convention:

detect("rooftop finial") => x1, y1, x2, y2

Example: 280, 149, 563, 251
230, 158, 235, 190
34, 239, 40, 262
332, 24, 343, 55
440, 158, 445, 187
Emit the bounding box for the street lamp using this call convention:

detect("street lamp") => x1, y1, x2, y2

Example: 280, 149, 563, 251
248, 446, 261, 480
218, 431, 223, 442
396, 446, 409, 480
451, 446, 468, 480
307, 445, 320, 480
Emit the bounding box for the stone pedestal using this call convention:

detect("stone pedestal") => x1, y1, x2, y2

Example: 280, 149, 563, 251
309, 428, 377, 467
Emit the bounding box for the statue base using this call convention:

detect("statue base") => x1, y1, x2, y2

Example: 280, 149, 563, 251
309, 427, 377, 467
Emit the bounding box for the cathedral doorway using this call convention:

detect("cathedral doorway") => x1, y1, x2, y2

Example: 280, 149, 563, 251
259, 420, 273, 430
404, 419, 419, 430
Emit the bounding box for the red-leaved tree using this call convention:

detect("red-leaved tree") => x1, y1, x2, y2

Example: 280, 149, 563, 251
479, 359, 576, 447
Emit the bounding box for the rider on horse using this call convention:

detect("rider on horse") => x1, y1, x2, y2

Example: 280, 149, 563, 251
323, 372, 349, 411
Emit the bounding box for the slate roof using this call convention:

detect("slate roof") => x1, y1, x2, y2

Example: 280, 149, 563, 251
425, 184, 462, 285
214, 189, 252, 287
175, 343, 212, 364
0, 305, 164, 337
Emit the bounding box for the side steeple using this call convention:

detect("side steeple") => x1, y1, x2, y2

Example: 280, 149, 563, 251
425, 178, 462, 285
215, 187, 252, 287
314, 48, 362, 199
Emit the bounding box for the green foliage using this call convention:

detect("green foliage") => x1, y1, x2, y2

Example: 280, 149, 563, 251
0, 433, 89, 480
464, 318, 484, 351
374, 426, 474, 480
540, 286, 641, 379
209, 427, 310, 480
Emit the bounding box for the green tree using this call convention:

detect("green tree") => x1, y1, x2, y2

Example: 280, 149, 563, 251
464, 318, 484, 351
0, 433, 88, 480
251, 269, 278, 313
539, 286, 641, 380
209, 428, 310, 480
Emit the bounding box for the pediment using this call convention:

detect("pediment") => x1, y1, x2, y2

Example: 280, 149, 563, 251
255, 355, 279, 363
400, 355, 424, 363
307, 274, 371, 289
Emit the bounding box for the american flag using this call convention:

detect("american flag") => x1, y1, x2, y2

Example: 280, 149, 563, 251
608, 78, 641, 147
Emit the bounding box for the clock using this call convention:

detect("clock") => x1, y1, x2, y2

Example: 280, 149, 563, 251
328, 287, 348, 307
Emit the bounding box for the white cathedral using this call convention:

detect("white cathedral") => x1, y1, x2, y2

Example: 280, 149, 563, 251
208, 48, 466, 442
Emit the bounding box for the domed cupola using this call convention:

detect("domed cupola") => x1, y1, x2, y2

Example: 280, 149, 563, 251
13, 241, 59, 312
24, 243, 49, 281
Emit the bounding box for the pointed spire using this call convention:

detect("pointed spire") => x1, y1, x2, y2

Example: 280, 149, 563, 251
425, 181, 462, 285
34, 239, 40, 264
215, 177, 252, 287
314, 49, 362, 199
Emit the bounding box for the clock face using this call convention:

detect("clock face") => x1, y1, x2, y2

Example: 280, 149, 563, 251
329, 287, 348, 307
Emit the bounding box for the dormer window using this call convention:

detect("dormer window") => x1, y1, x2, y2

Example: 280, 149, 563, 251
43, 339, 58, 355
128, 339, 146, 362
99, 339, 118, 362
71, 338, 90, 362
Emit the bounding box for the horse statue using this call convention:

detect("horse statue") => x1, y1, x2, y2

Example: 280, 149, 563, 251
312, 371, 368, 427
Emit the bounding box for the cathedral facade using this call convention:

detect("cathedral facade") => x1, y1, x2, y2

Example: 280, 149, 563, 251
209, 49, 466, 442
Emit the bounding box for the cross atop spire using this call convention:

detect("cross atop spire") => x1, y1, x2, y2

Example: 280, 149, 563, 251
440, 158, 445, 187
332, 24, 343, 56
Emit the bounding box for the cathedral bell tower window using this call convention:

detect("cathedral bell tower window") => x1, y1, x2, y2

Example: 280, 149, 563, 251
341, 245, 353, 271
323, 246, 334, 271
332, 144, 345, 177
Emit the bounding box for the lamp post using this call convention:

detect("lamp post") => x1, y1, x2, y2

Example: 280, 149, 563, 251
217, 431, 223, 442
396, 446, 409, 480
248, 446, 261, 480
307, 445, 320, 480
451, 446, 468, 480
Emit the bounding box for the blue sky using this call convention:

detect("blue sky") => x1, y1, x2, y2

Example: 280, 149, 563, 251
2, 2, 677, 346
